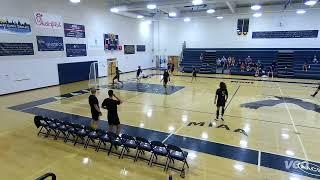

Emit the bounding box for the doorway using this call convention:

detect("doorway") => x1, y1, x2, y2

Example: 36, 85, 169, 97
168, 56, 180, 71
107, 59, 117, 76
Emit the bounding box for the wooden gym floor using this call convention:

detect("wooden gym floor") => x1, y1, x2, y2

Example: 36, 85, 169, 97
0, 70, 320, 180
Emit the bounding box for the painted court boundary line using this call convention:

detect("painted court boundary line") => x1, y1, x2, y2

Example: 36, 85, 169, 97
7, 83, 320, 179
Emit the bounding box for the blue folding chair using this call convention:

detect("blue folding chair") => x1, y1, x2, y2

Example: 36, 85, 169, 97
120, 134, 138, 159
46, 118, 61, 139
165, 144, 189, 175
149, 141, 169, 170
96, 130, 110, 152
64, 121, 77, 143
134, 136, 152, 162
55, 120, 69, 140
34, 116, 51, 136
107, 132, 123, 156
84, 127, 102, 149
73, 124, 88, 146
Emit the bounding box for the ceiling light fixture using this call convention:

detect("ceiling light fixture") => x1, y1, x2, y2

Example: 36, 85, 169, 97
70, 0, 80, 3
304, 0, 317, 6
137, 15, 144, 19
251, 4, 261, 11
216, 16, 223, 20
296, 9, 306, 14
147, 4, 157, 10
217, 16, 223, 20
192, 0, 203, 6
184, 17, 191, 22
253, 12, 262, 17
207, 9, 215, 14
169, 12, 177, 17
110, 8, 119, 13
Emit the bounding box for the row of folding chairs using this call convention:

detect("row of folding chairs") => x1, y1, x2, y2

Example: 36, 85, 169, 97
34, 116, 189, 176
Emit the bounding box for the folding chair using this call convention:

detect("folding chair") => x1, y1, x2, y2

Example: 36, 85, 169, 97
96, 130, 110, 152
165, 144, 189, 175
119, 134, 138, 159
46, 119, 61, 139
134, 136, 152, 162
34, 116, 50, 136
149, 141, 169, 170
84, 127, 102, 149
55, 120, 69, 140
73, 124, 88, 146
64, 121, 77, 143
107, 132, 123, 156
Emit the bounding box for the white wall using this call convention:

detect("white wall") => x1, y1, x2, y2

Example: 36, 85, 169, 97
154, 10, 320, 56
0, 0, 153, 95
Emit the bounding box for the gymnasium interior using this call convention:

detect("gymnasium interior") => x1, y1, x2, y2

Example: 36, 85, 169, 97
0, 0, 320, 179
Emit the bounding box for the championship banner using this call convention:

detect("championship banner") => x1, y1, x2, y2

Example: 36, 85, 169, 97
252, 30, 319, 39
34, 12, 62, 29
64, 23, 85, 38
104, 33, 119, 50
0, 43, 34, 56
66, 44, 87, 57
0, 16, 32, 35
36, 36, 64, 51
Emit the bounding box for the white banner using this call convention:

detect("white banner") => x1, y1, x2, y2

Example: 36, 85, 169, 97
0, 16, 32, 34
34, 12, 62, 29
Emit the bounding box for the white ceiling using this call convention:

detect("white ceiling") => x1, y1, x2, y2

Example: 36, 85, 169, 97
105, 0, 319, 18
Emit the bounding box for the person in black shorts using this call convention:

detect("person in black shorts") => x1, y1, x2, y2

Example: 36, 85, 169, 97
112, 67, 123, 85
191, 67, 197, 82
171, 63, 175, 75
214, 82, 228, 121
102, 90, 122, 134
136, 66, 142, 82
311, 84, 320, 97
161, 69, 170, 94
88, 88, 102, 129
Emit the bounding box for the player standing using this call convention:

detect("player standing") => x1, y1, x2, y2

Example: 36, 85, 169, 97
136, 66, 142, 82
191, 67, 197, 82
161, 69, 170, 94
214, 82, 228, 121
102, 90, 122, 135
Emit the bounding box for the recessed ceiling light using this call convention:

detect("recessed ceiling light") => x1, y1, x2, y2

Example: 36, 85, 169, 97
251, 5, 261, 11
192, 0, 203, 6
216, 16, 223, 20
253, 12, 262, 17
70, 0, 80, 3
304, 0, 317, 6
296, 9, 306, 14
147, 4, 157, 9
207, 9, 215, 14
169, 12, 177, 17
184, 17, 191, 22
137, 15, 144, 19
110, 8, 119, 13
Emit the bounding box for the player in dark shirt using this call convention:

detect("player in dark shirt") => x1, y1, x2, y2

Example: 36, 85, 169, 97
171, 63, 175, 75
136, 66, 142, 82
88, 88, 102, 129
214, 82, 228, 121
102, 90, 122, 134
161, 69, 170, 94
311, 84, 320, 97
112, 67, 123, 85
191, 67, 197, 82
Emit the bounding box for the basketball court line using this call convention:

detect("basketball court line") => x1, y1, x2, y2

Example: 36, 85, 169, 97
277, 83, 309, 161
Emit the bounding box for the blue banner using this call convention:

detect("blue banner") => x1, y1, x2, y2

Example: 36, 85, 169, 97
64, 23, 85, 38
36, 36, 64, 51
66, 44, 87, 57
0, 43, 34, 56
252, 30, 318, 39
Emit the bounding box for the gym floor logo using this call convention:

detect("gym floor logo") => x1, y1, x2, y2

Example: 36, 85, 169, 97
186, 122, 248, 136
285, 160, 320, 177
240, 96, 320, 113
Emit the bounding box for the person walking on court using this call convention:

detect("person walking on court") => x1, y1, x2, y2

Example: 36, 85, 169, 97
214, 82, 228, 121
102, 90, 122, 135
311, 84, 320, 97
170, 63, 175, 75
161, 69, 170, 94
136, 66, 142, 82
112, 67, 123, 85
88, 88, 102, 129
191, 67, 197, 82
